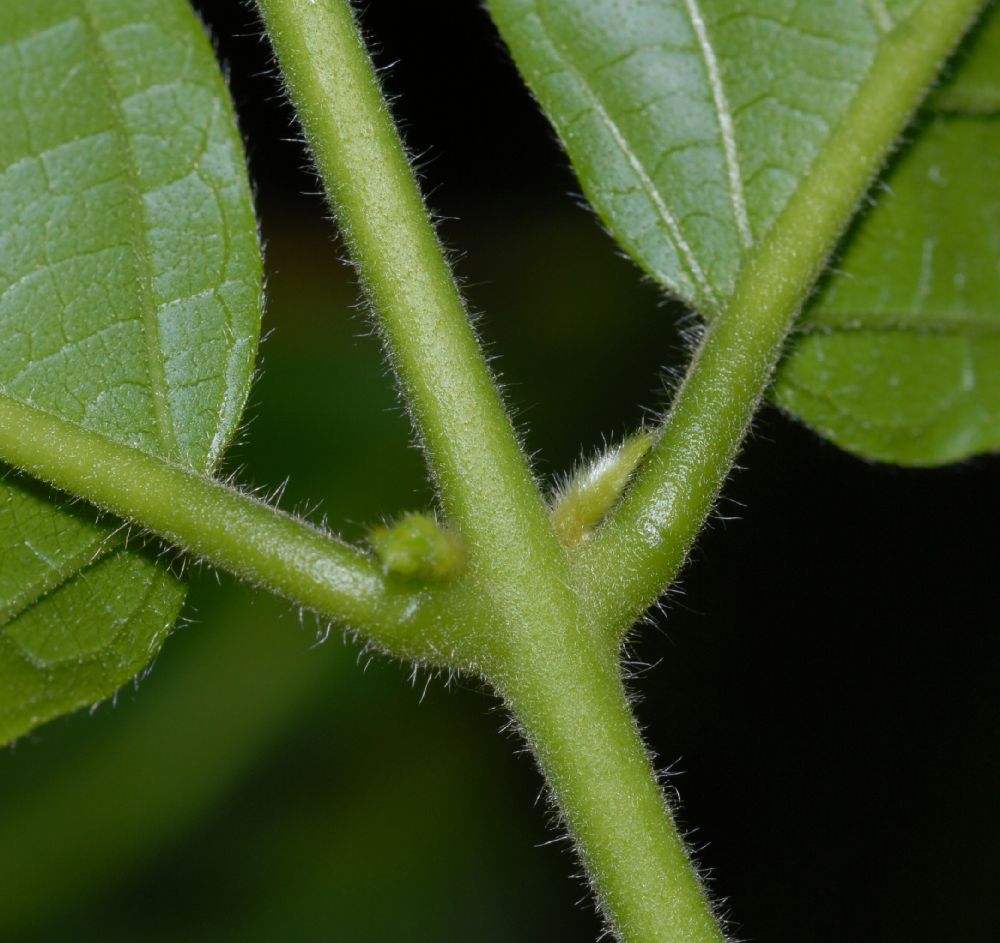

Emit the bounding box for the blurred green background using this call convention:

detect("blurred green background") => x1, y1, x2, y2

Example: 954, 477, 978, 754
1, 2, 998, 941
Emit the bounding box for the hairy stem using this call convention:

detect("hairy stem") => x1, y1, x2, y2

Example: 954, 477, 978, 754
495, 632, 724, 943
255, 0, 563, 592
256, 2, 726, 940
577, 0, 988, 639
0, 2, 986, 939
0, 393, 478, 664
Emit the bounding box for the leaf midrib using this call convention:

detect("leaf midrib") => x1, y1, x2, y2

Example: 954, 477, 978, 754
866, 0, 896, 33
77, 0, 179, 460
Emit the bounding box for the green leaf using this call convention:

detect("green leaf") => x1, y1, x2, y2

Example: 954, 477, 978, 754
775, 116, 1000, 465
929, 3, 1000, 113
774, 8, 1000, 466
488, 0, 928, 315
0, 0, 262, 742
490, 0, 1000, 465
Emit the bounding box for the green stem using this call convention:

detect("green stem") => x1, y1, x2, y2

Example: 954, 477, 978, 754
256, 2, 726, 940
0, 408, 722, 942
496, 631, 724, 943
0, 393, 478, 665
577, 0, 987, 639
0, 2, 984, 939
254, 0, 564, 599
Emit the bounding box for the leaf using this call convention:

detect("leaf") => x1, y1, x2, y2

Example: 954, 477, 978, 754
488, 0, 928, 315
489, 0, 1000, 465
928, 2, 1000, 113
774, 8, 1000, 466
775, 116, 1000, 465
0, 0, 262, 743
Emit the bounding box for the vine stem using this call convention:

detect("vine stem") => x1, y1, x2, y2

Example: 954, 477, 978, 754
576, 0, 988, 640
254, 0, 561, 589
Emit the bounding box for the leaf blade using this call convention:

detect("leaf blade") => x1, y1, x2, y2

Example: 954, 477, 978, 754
776, 116, 1000, 465
0, 0, 261, 742
0, 552, 186, 745
489, 0, 919, 313
929, 4, 1000, 113
490, 0, 1000, 465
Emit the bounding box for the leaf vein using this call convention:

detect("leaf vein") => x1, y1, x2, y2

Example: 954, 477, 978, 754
679, 0, 753, 249
77, 2, 179, 459
531, 7, 718, 307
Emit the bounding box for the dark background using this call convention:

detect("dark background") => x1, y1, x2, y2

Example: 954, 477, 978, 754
1, 2, 998, 940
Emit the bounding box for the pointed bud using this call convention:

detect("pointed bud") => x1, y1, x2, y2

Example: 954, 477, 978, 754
550, 431, 654, 547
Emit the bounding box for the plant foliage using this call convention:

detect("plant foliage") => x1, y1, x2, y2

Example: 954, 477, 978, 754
488, 0, 1000, 464
0, 0, 261, 742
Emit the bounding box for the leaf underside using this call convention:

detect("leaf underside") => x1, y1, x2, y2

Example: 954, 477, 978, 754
0, 0, 262, 743
777, 114, 1000, 465
489, 0, 1000, 466
777, 11, 1000, 465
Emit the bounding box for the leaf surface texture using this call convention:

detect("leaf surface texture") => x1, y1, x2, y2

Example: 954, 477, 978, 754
0, 0, 262, 742
490, 0, 1000, 464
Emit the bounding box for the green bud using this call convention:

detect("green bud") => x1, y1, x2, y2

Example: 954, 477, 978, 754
369, 512, 466, 580
550, 431, 654, 547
